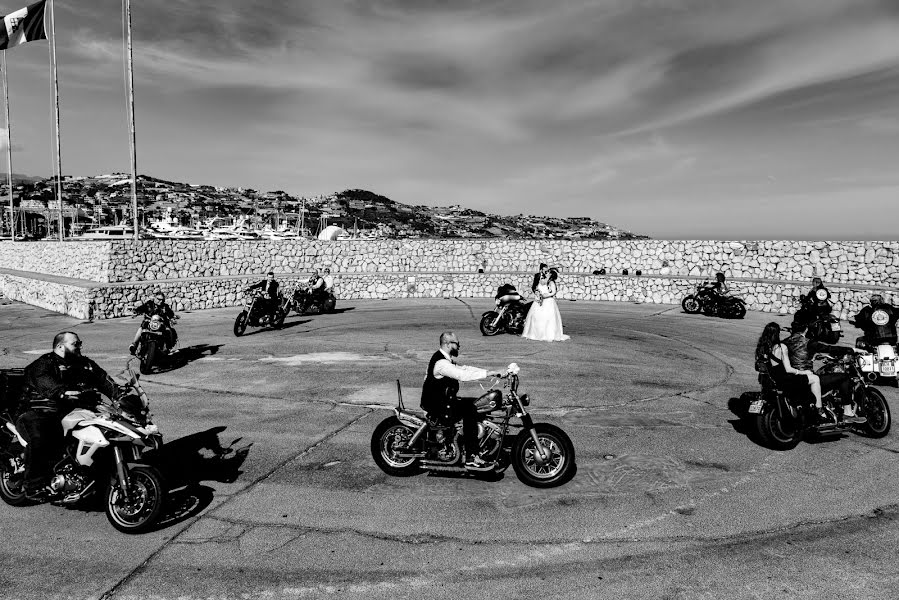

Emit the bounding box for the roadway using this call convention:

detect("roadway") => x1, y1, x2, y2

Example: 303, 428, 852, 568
1, 297, 897, 599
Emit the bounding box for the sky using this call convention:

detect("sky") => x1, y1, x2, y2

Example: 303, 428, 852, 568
2, 0, 899, 239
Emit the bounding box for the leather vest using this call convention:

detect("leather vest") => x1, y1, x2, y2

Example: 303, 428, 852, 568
784, 334, 812, 371
859, 305, 898, 345
420, 350, 458, 415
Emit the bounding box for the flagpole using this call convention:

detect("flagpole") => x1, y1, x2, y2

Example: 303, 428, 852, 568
125, 0, 138, 243
48, 0, 62, 241
2, 51, 13, 241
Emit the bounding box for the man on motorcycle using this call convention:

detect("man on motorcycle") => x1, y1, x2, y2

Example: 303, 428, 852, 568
421, 332, 506, 471
793, 277, 832, 330
248, 271, 280, 324
17, 332, 118, 502
784, 321, 864, 423
129, 291, 177, 355
852, 294, 899, 348
308, 269, 328, 303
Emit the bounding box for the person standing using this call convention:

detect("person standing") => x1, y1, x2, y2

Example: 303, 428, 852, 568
522, 268, 570, 342
420, 332, 505, 471
532, 263, 548, 294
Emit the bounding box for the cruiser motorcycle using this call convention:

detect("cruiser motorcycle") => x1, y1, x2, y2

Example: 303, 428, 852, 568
0, 361, 166, 533
233, 288, 286, 336
681, 281, 746, 319
132, 313, 178, 375
749, 353, 891, 450
282, 282, 336, 316
792, 288, 841, 345
480, 284, 533, 336
371, 364, 576, 488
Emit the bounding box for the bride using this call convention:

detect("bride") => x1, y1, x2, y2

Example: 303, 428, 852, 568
522, 268, 570, 342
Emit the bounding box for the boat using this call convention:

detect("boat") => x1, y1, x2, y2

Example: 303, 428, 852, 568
75, 225, 140, 239
146, 208, 206, 239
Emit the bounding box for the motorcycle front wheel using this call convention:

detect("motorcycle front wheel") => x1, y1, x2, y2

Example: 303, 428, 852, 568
511, 424, 576, 488
323, 296, 336, 313
479, 312, 502, 336
0, 442, 28, 506
755, 409, 801, 450
105, 465, 165, 534
681, 296, 702, 314
140, 340, 158, 375
233, 311, 249, 337
370, 417, 420, 477
858, 387, 891, 438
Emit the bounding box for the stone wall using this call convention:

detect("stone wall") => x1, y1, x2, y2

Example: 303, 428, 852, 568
0, 241, 112, 282
80, 272, 897, 321
98, 239, 899, 287
2, 239, 898, 320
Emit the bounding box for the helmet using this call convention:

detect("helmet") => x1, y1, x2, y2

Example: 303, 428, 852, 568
715, 272, 725, 281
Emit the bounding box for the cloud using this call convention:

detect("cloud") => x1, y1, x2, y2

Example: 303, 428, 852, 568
858, 115, 899, 134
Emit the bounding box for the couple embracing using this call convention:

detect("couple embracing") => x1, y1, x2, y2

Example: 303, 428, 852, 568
522, 263, 570, 342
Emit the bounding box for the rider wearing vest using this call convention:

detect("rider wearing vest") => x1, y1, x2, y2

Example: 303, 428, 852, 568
420, 331, 505, 471
852, 294, 899, 347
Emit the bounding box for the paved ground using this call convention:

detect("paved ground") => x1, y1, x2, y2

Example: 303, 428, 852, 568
1, 297, 898, 600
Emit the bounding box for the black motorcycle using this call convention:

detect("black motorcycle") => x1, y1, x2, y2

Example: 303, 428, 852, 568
233, 288, 286, 336
748, 353, 891, 450
132, 313, 178, 375
371, 365, 576, 488
282, 282, 336, 316
792, 287, 841, 344
681, 281, 746, 319
480, 284, 533, 336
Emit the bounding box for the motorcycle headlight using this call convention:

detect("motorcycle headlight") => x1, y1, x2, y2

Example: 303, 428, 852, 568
518, 393, 530, 406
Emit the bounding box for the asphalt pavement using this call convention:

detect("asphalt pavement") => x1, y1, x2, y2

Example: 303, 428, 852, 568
1, 297, 898, 600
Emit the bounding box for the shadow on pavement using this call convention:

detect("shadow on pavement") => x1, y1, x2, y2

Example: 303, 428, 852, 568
147, 426, 253, 530
727, 392, 765, 445
151, 343, 224, 374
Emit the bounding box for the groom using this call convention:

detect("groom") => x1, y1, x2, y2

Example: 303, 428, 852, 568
531, 263, 548, 294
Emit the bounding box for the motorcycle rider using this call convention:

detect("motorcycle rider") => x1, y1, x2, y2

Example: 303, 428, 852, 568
129, 291, 177, 355
793, 277, 832, 330
248, 271, 280, 324
308, 268, 327, 303
783, 320, 864, 424
852, 294, 899, 349
420, 331, 505, 471
322, 268, 335, 294
16, 332, 118, 502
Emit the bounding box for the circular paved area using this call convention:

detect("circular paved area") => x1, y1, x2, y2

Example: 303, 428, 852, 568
1, 298, 898, 599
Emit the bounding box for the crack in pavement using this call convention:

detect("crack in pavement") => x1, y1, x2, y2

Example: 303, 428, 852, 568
98, 408, 375, 600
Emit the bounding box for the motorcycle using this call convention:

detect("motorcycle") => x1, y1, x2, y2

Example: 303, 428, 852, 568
132, 313, 179, 375
282, 282, 336, 316
855, 340, 898, 386
748, 353, 891, 450
793, 288, 841, 345
371, 364, 576, 488
233, 288, 286, 336
0, 361, 166, 534
479, 284, 533, 336
681, 281, 746, 319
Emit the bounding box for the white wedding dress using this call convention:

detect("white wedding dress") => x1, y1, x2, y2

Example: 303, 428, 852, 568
521, 281, 570, 342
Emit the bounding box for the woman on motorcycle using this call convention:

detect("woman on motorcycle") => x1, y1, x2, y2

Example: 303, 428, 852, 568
755, 322, 826, 420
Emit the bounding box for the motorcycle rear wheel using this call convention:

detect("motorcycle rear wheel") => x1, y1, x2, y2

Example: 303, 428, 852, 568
511, 424, 576, 488
728, 300, 746, 320
0, 443, 28, 506
479, 312, 502, 336
323, 296, 336, 313
858, 387, 891, 438
371, 417, 420, 476
755, 410, 801, 450
681, 296, 702, 314
140, 340, 158, 375
105, 465, 165, 534
273, 308, 287, 329
233, 311, 249, 337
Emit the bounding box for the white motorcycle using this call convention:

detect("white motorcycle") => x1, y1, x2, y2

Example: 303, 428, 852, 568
855, 341, 898, 386
0, 361, 166, 533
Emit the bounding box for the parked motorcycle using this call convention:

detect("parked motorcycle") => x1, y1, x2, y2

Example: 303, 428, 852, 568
132, 313, 178, 375
681, 281, 746, 319
0, 361, 166, 533
371, 364, 576, 488
282, 282, 336, 316
748, 353, 891, 450
233, 288, 286, 336
480, 284, 533, 336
